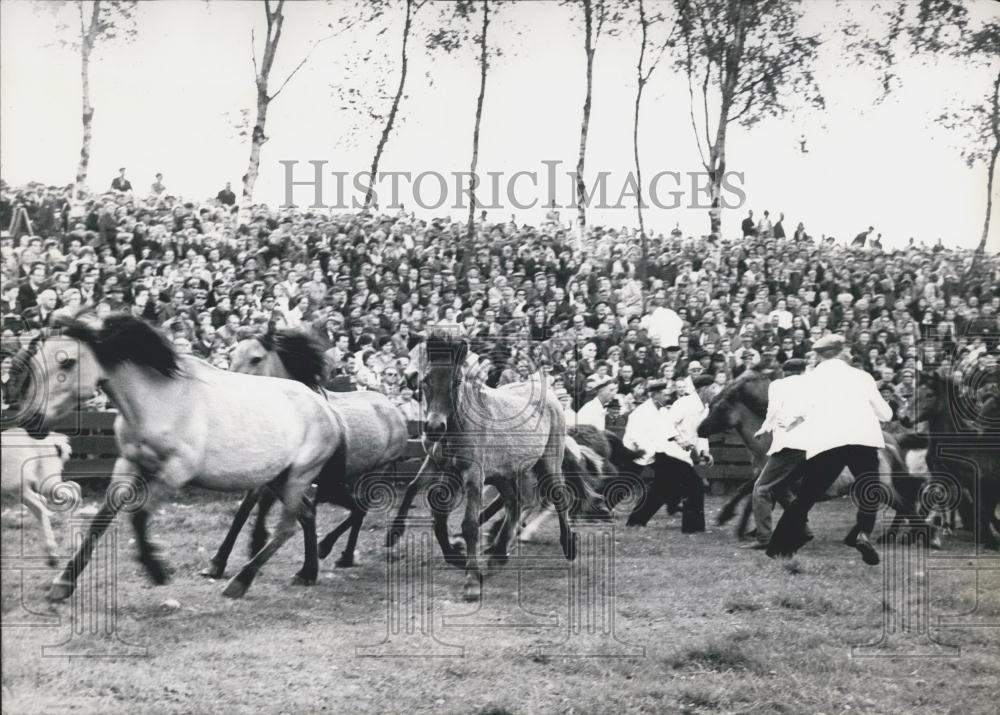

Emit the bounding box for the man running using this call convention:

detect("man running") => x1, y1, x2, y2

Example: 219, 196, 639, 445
767, 335, 892, 565
745, 358, 811, 550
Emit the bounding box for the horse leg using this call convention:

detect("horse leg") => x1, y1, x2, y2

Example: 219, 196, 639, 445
131, 475, 175, 586
717, 478, 754, 526
461, 472, 484, 602
22, 486, 58, 567
479, 494, 505, 525
319, 513, 353, 560
250, 486, 280, 556
431, 472, 466, 568
487, 479, 519, 570
386, 456, 431, 548
48, 458, 139, 601
201, 488, 261, 579
538, 464, 577, 561
223, 465, 315, 598
292, 495, 319, 586
335, 508, 366, 568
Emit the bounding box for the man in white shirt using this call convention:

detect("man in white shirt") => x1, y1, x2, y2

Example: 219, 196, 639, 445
574, 374, 616, 431
624, 380, 708, 532
745, 358, 811, 550
767, 335, 892, 565
640, 298, 683, 349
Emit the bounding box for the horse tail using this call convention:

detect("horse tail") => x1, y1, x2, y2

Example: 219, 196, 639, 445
561, 438, 609, 519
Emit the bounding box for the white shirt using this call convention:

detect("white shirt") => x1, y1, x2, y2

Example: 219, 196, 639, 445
574, 398, 607, 431
759, 374, 811, 454
623, 399, 680, 466
799, 358, 892, 458
669, 392, 710, 461
641, 306, 683, 348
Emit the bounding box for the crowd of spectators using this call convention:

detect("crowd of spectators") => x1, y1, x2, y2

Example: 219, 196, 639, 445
1, 173, 997, 426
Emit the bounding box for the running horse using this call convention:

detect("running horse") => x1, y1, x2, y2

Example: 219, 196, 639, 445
203, 326, 409, 574
420, 331, 577, 601
916, 371, 1000, 550
21, 314, 346, 600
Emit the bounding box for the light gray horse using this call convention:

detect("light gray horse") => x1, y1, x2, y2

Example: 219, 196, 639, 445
23, 314, 346, 600
420, 332, 576, 602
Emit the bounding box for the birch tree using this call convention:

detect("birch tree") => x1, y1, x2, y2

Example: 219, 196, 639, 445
673, 0, 823, 236
633, 0, 676, 277
573, 0, 622, 231
242, 0, 372, 204
48, 1, 138, 193
844, 1, 998, 260
426, 0, 497, 269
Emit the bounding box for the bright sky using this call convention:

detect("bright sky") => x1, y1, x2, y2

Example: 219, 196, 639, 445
1, 0, 997, 248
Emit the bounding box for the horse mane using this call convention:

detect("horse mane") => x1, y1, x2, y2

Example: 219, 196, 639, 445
56, 313, 179, 377
425, 330, 468, 367
258, 328, 327, 391
709, 369, 769, 409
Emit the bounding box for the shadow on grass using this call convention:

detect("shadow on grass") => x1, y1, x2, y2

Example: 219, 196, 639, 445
664, 630, 765, 674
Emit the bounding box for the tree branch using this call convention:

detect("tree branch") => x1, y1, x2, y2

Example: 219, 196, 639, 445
269, 31, 337, 101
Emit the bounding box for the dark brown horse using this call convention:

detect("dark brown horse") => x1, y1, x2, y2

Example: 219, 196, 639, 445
916, 371, 1000, 550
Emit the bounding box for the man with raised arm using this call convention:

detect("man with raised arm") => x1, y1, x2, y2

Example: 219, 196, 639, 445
767, 335, 892, 565
745, 358, 811, 550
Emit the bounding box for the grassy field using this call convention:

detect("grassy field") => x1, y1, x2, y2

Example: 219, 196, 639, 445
2, 490, 998, 715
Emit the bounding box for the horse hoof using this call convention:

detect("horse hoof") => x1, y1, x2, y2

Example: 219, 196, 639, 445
562, 532, 578, 561
444, 553, 466, 569
48, 580, 74, 602
449, 539, 467, 556
318, 540, 335, 560
291, 573, 317, 586
487, 553, 508, 571
199, 563, 226, 579
930, 535, 943, 550
222, 578, 247, 599
334, 554, 356, 568
143, 560, 170, 586
46, 556, 59, 568
463, 581, 482, 602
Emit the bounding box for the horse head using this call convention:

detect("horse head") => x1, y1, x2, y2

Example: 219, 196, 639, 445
26, 313, 176, 427
231, 326, 327, 391
422, 332, 468, 443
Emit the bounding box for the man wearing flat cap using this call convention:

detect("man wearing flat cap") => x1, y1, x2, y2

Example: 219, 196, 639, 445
623, 378, 706, 531
767, 333, 892, 565
574, 373, 617, 430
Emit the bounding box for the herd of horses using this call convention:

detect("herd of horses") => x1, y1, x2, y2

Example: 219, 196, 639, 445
2, 313, 998, 607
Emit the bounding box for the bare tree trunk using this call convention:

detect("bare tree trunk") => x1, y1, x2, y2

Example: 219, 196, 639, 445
243, 0, 286, 205
576, 0, 595, 233
977, 71, 1000, 255
706, 0, 747, 237
366, 0, 414, 210
464, 0, 489, 271
75, 1, 100, 192
243, 98, 270, 205
634, 0, 648, 280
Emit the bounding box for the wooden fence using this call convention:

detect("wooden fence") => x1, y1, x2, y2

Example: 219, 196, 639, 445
44, 411, 754, 495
